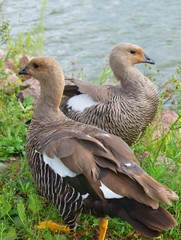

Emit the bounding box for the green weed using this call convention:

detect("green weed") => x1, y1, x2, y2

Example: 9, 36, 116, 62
3, 0, 48, 59
97, 64, 114, 85
0, 91, 32, 161
0, 21, 10, 45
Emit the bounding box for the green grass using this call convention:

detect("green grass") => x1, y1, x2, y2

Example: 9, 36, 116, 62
0, 91, 33, 161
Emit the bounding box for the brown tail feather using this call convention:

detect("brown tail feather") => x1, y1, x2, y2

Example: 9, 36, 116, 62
93, 134, 179, 207
133, 172, 179, 206
84, 196, 177, 238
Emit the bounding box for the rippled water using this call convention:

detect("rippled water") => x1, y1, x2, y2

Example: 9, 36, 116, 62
1, 0, 181, 82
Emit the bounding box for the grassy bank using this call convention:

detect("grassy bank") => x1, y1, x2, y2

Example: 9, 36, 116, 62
0, 19, 181, 240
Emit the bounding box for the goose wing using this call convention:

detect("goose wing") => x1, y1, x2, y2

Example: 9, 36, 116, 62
64, 77, 114, 102
38, 128, 178, 209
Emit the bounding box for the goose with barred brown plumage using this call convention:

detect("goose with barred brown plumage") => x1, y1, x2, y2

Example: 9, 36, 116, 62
61, 43, 159, 146
19, 57, 178, 240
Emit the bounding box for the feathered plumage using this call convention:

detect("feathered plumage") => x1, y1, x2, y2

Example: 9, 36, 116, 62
19, 57, 178, 239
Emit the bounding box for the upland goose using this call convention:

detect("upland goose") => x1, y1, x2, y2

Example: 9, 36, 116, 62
61, 43, 159, 145
19, 57, 178, 240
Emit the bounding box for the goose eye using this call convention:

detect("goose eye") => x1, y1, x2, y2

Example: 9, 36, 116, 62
33, 63, 39, 68
130, 50, 136, 55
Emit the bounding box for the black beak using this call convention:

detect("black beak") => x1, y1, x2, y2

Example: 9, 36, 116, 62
19, 67, 28, 75
143, 53, 155, 65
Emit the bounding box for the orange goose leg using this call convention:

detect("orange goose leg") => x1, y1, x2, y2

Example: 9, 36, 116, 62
36, 220, 71, 234
36, 218, 109, 239
98, 217, 109, 240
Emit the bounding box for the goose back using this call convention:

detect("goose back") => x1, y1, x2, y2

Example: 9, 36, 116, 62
62, 79, 158, 145
61, 43, 159, 145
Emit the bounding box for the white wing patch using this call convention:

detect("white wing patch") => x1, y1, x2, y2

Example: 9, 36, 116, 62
67, 94, 98, 112
125, 163, 132, 167
43, 152, 77, 177
43, 153, 124, 199
102, 133, 111, 138
82, 193, 89, 199
100, 181, 124, 199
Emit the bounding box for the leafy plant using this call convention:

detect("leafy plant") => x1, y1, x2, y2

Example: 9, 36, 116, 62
0, 91, 32, 161
0, 21, 10, 45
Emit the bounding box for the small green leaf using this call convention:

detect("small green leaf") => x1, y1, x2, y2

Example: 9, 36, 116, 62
28, 193, 43, 214
3, 227, 17, 240
17, 201, 27, 226
0, 197, 11, 218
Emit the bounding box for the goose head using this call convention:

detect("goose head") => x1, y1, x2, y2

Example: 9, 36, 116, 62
19, 57, 64, 85
19, 57, 65, 111
109, 43, 155, 80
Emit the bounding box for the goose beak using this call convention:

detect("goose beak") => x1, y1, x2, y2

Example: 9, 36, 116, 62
143, 54, 155, 65
19, 67, 28, 75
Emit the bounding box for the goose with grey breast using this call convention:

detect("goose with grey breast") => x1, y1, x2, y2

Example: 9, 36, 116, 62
62, 43, 158, 146
19, 57, 178, 240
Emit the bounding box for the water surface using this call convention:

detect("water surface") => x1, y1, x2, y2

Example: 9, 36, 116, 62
1, 0, 181, 82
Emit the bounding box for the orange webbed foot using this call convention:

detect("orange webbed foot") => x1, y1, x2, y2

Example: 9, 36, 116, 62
36, 220, 71, 234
